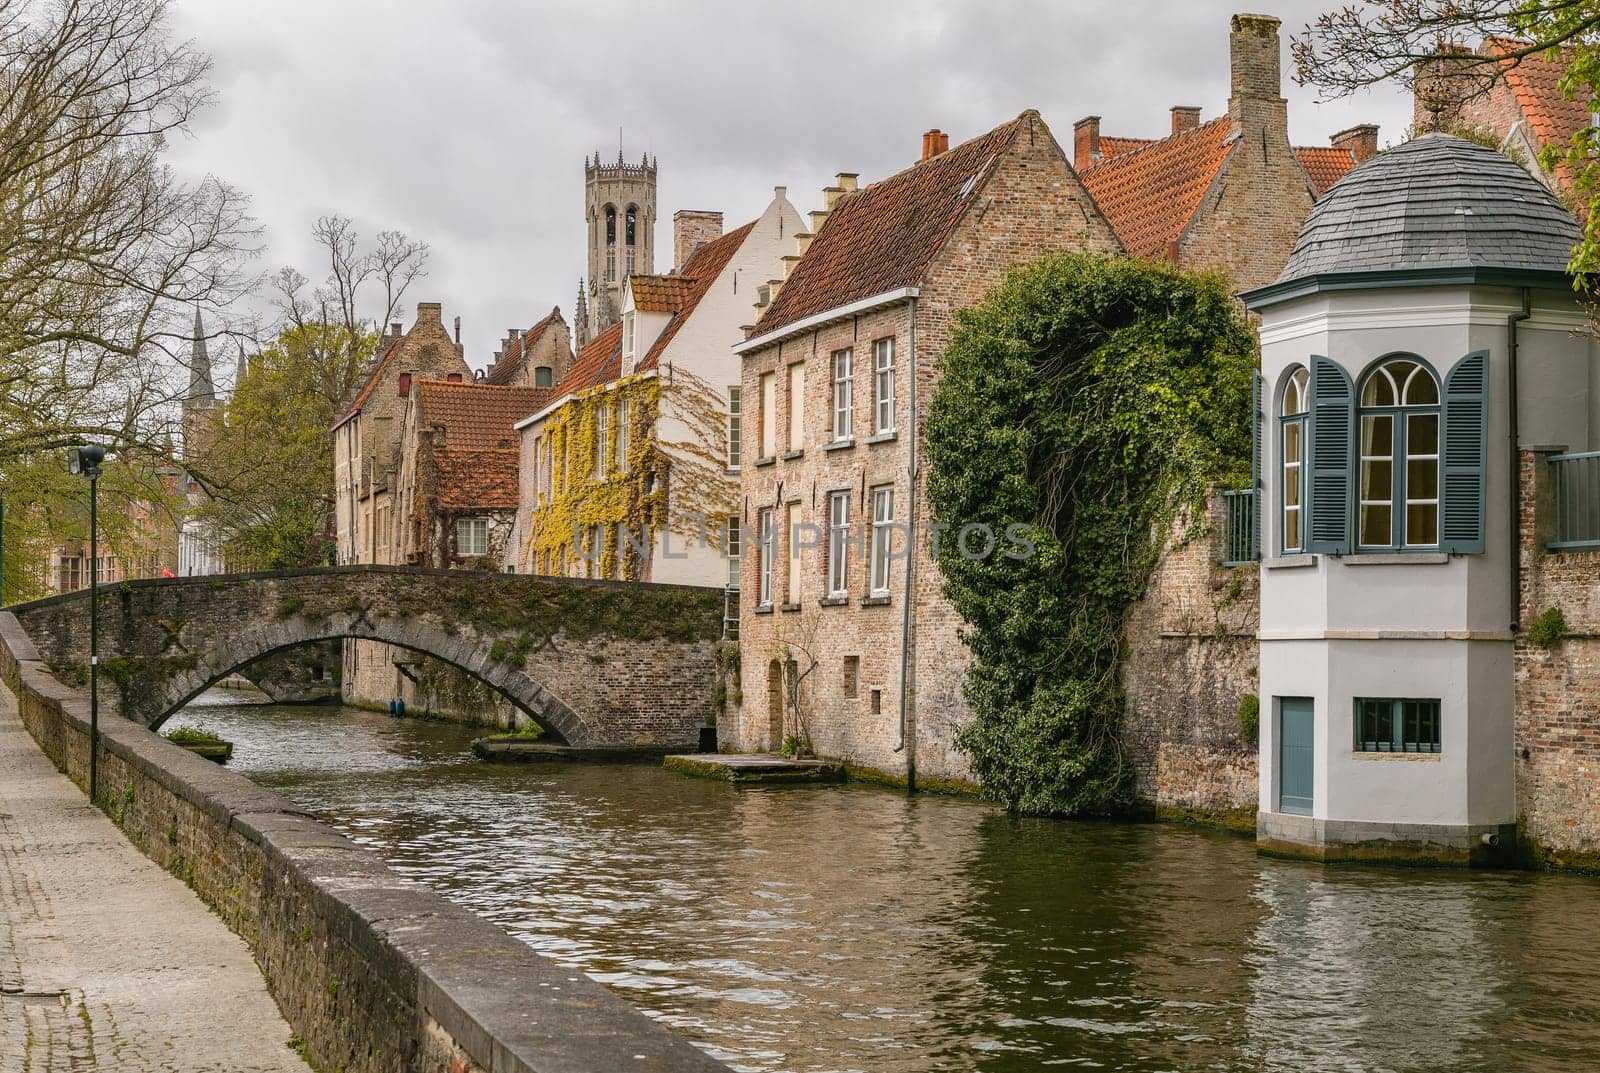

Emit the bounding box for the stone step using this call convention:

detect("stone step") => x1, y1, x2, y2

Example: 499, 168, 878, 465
663, 753, 846, 784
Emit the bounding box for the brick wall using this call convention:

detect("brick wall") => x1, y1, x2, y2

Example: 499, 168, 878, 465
1120, 494, 1260, 824
1516, 449, 1600, 862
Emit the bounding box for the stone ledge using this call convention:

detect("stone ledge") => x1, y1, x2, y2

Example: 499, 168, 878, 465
1342, 552, 1451, 566
1264, 554, 1318, 569
1255, 810, 1516, 867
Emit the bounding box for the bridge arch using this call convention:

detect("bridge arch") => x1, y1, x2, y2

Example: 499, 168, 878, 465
152, 613, 588, 741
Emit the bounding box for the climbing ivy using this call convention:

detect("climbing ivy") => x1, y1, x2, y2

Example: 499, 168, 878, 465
924, 253, 1256, 816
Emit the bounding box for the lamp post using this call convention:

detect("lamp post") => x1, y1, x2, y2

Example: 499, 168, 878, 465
69, 445, 106, 803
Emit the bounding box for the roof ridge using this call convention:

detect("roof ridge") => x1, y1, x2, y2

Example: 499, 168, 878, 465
1081, 114, 1230, 173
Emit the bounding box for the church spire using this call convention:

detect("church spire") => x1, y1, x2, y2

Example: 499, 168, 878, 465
574, 278, 589, 350
187, 305, 214, 409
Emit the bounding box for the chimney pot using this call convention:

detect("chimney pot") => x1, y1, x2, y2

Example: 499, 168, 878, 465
452, 315, 460, 344
1331, 123, 1380, 163
389, 321, 401, 335
1073, 116, 1102, 169
920, 129, 949, 161
1171, 106, 1202, 134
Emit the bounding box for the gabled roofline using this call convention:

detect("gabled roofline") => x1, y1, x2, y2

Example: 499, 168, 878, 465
1242, 266, 1577, 310
512, 367, 659, 431
733, 287, 921, 355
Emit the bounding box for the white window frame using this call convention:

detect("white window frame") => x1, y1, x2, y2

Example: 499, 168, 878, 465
594, 403, 610, 478
1279, 367, 1308, 555
870, 486, 894, 595
726, 386, 742, 471
456, 517, 488, 558
616, 397, 630, 472
726, 515, 741, 589
757, 507, 775, 607
828, 490, 850, 596
622, 311, 635, 368
873, 338, 895, 434
831, 349, 854, 442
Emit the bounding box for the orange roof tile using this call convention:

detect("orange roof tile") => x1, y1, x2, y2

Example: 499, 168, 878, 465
484, 307, 564, 386
1078, 116, 1236, 259
1486, 37, 1591, 159
549, 320, 623, 398
637, 220, 756, 371
416, 381, 545, 450
629, 275, 697, 313
1296, 145, 1359, 195
1100, 135, 1156, 160
434, 447, 519, 510
755, 113, 1030, 335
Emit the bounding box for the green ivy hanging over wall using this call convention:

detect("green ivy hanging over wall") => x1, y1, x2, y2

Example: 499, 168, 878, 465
523, 364, 737, 577
924, 253, 1256, 817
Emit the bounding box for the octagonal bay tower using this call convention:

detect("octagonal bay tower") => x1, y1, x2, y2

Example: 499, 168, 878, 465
1241, 134, 1595, 864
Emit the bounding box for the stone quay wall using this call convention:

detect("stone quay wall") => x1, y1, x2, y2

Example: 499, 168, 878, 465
1516, 449, 1600, 866
0, 611, 727, 1073
1120, 494, 1261, 827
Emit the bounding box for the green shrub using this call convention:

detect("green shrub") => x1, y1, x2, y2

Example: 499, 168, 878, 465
924, 253, 1255, 816
780, 735, 803, 758
164, 726, 223, 745
277, 595, 304, 618
1527, 606, 1568, 648
1237, 694, 1260, 746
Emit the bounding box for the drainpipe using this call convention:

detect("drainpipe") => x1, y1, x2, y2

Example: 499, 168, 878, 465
895, 297, 917, 792
1508, 288, 1531, 632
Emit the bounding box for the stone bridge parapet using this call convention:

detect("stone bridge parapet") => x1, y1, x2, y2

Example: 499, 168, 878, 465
11, 565, 722, 747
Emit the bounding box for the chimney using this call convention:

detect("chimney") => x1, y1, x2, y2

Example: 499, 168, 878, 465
673, 209, 724, 271
1073, 116, 1101, 169
1331, 123, 1379, 163
416, 301, 442, 325
389, 321, 402, 335
1412, 44, 1474, 133
452, 316, 460, 344
920, 129, 950, 161
1171, 106, 1202, 134
1227, 14, 1286, 134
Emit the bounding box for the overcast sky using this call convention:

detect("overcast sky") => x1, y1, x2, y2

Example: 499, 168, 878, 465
163, 0, 1411, 377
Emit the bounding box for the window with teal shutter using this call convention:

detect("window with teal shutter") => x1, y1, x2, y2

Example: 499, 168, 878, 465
1307, 356, 1354, 555
1442, 351, 1489, 554
1251, 370, 1264, 560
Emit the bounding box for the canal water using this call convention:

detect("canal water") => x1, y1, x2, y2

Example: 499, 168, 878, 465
171, 692, 1600, 1073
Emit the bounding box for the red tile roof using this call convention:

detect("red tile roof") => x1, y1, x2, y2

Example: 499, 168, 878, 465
637, 220, 756, 371
629, 275, 697, 313
1079, 116, 1237, 259
484, 307, 565, 386
1485, 37, 1591, 159
754, 113, 1031, 335
416, 381, 545, 450
1100, 135, 1156, 160
434, 447, 519, 510
1297, 146, 1359, 195
549, 320, 623, 398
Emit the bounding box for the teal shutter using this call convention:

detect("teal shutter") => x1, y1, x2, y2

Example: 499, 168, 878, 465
1307, 356, 1354, 555
1251, 370, 1264, 561
1442, 350, 1489, 554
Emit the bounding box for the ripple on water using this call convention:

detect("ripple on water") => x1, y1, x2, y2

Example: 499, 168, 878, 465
169, 693, 1600, 1073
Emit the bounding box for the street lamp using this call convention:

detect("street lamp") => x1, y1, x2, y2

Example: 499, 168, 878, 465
68, 444, 106, 803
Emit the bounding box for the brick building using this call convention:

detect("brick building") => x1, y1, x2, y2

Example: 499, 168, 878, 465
731, 111, 1121, 783
1075, 14, 1375, 291
1414, 37, 1589, 190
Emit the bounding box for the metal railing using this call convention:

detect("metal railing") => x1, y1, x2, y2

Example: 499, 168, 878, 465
1220, 488, 1256, 566
1550, 451, 1600, 550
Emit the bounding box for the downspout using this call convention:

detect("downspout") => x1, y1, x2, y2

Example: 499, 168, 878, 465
895, 297, 917, 792
1508, 288, 1531, 632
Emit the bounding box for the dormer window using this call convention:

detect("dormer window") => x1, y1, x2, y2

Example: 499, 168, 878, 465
622, 312, 635, 368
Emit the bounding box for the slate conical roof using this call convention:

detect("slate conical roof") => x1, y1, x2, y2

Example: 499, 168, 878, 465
1274, 133, 1579, 285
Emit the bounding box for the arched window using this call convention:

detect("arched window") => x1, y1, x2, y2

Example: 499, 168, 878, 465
1358, 356, 1440, 549
625, 205, 637, 246
534, 366, 552, 388
604, 205, 616, 246
1279, 366, 1309, 554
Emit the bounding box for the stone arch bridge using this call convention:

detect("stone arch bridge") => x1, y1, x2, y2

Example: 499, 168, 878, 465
9, 566, 723, 747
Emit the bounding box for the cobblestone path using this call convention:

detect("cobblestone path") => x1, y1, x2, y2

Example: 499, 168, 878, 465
0, 685, 306, 1071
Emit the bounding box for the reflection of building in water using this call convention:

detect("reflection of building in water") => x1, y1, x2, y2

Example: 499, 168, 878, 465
1243, 869, 1501, 1071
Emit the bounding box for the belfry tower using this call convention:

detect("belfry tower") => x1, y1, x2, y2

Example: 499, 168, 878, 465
584, 149, 656, 341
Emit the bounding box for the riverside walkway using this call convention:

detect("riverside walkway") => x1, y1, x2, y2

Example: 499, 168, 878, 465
0, 684, 305, 1071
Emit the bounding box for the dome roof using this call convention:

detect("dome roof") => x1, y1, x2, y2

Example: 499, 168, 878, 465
1274, 134, 1579, 286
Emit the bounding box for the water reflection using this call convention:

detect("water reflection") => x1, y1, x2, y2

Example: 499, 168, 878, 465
170, 695, 1600, 1073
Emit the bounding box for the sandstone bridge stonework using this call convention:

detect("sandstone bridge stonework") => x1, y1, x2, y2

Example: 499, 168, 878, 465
11, 566, 722, 747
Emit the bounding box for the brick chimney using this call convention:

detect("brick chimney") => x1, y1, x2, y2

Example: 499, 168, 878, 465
415, 301, 442, 326
921, 129, 950, 161
1073, 115, 1101, 168
673, 209, 723, 271
1227, 13, 1286, 134
1412, 44, 1474, 133
1171, 106, 1202, 134
1331, 123, 1379, 163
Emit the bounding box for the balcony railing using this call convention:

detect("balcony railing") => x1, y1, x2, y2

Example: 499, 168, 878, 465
1550, 451, 1600, 550
1220, 488, 1256, 566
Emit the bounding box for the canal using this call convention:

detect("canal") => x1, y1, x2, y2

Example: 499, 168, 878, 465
172, 692, 1600, 1073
